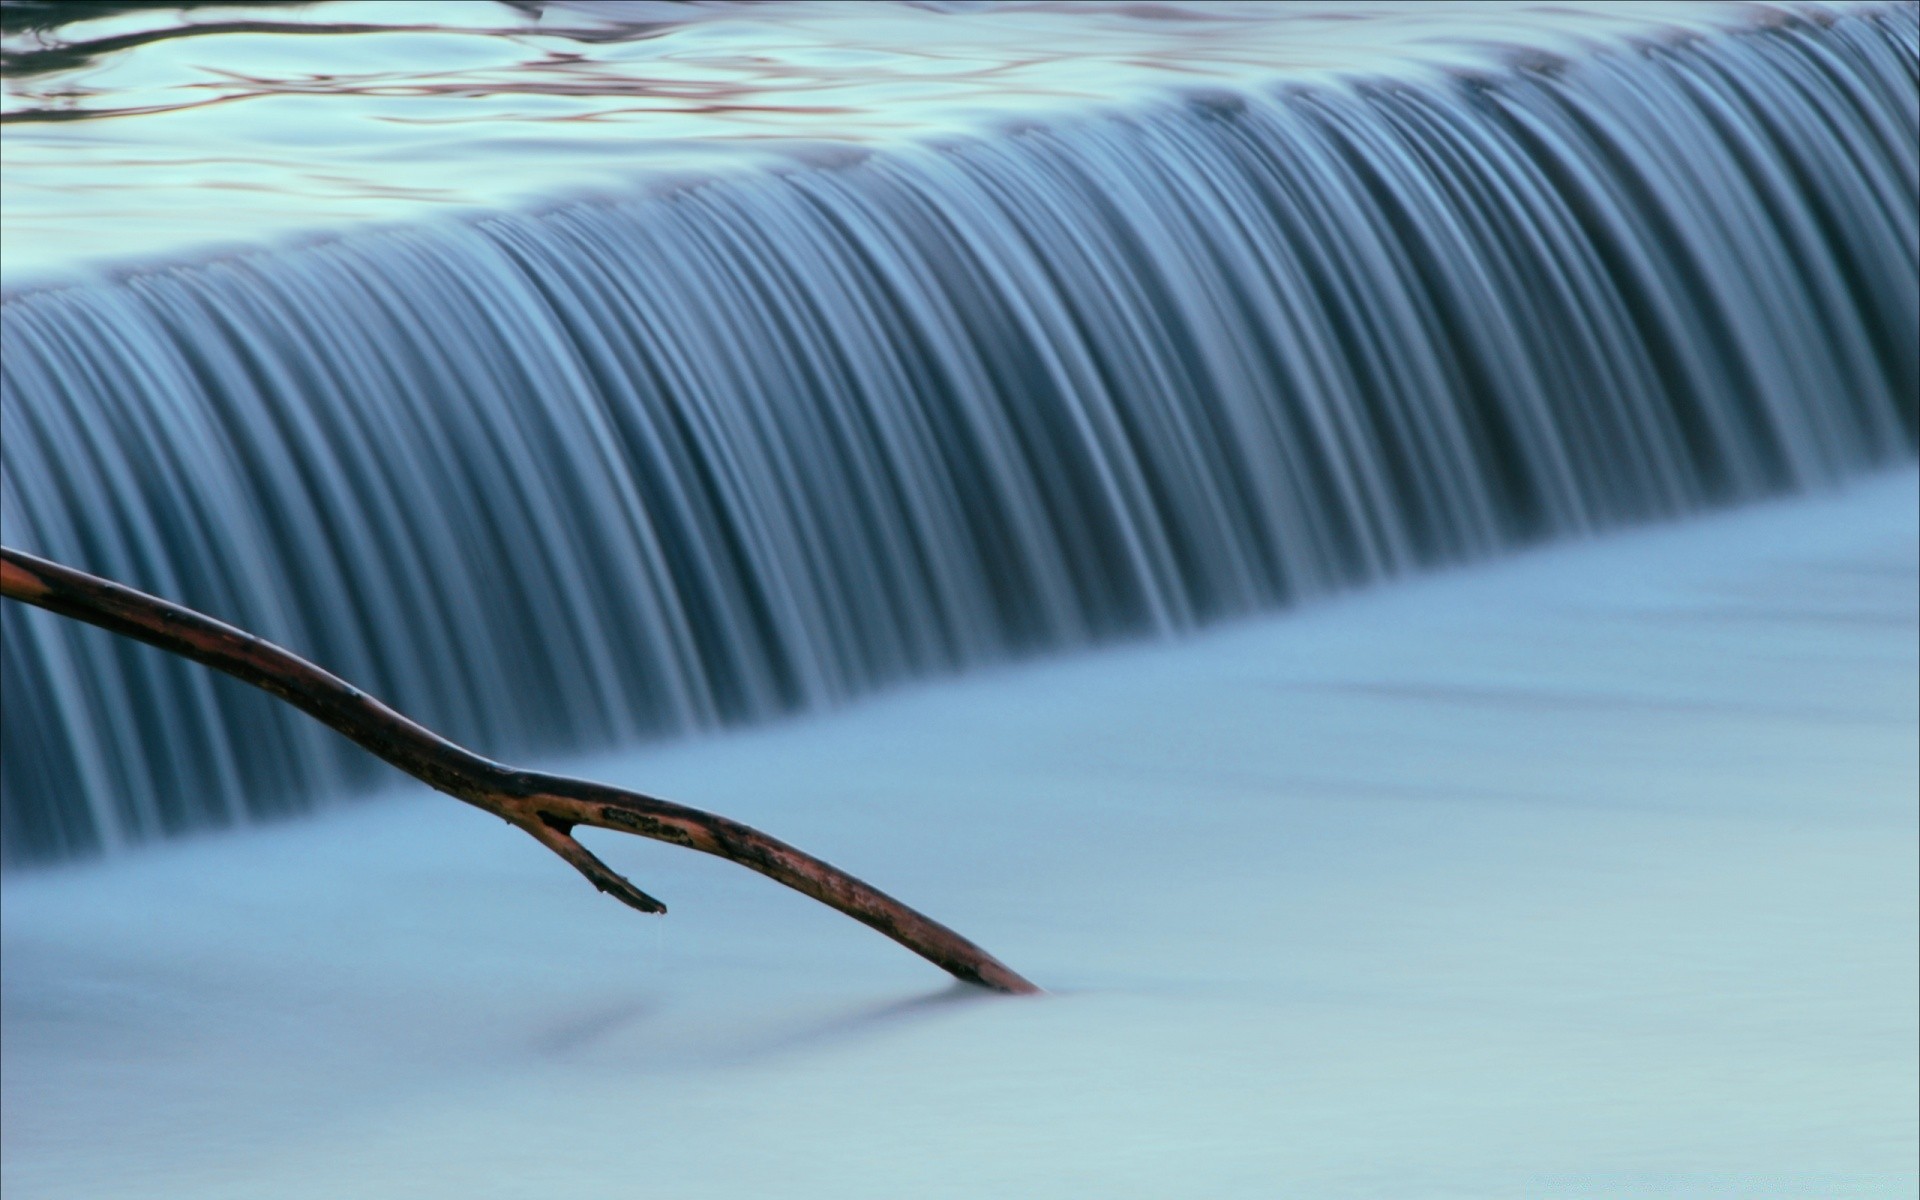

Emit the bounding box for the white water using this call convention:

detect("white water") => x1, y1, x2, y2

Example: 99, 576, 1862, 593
5, 471, 1914, 1199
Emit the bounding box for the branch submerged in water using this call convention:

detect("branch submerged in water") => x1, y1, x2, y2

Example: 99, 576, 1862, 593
0, 545, 1040, 996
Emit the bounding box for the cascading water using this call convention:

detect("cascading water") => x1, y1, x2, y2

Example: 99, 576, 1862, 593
1, 4, 1914, 864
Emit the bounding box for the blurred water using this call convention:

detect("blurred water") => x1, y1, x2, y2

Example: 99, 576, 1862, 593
4, 469, 1914, 1198
2, 1, 1914, 862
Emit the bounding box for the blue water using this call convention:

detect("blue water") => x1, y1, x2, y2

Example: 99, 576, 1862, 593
1, 0, 1835, 284
1, 2, 1915, 861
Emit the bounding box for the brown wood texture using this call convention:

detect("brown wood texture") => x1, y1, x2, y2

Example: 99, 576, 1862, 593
1, 546, 1039, 994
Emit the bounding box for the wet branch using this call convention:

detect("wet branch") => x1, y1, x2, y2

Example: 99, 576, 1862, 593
0, 545, 1039, 995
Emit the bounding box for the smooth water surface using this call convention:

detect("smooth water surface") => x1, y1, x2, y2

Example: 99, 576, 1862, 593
0, 0, 1877, 283
4, 471, 1914, 1198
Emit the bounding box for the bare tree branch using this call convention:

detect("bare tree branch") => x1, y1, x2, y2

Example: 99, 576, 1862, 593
1, 545, 1040, 995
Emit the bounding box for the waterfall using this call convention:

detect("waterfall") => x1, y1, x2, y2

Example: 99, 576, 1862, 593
2, 7, 1914, 864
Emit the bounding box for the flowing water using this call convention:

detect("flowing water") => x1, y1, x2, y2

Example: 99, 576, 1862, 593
0, 0, 1868, 284
1, 1, 1915, 863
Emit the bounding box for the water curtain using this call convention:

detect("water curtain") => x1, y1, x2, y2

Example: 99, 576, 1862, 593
3, 9, 1914, 862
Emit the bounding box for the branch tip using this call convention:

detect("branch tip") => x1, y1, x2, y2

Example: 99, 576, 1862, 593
0, 544, 1037, 993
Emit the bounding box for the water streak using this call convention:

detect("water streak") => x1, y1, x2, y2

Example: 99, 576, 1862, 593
1, 6, 1915, 862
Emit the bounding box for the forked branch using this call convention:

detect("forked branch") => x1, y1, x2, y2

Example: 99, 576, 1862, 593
0, 546, 1039, 995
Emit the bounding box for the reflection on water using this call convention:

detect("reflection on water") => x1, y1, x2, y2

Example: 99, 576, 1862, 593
0, 0, 1866, 283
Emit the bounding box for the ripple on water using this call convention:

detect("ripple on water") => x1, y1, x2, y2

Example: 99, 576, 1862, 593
0, 0, 1876, 283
